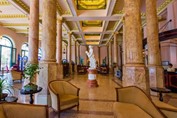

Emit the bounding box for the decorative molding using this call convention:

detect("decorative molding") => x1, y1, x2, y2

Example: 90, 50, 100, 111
0, 1, 11, 6
3, 23, 28, 26
157, 0, 173, 14
13, 0, 30, 13
0, 14, 27, 18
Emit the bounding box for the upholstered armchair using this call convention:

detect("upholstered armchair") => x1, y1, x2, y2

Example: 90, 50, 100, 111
0, 102, 48, 118
113, 86, 166, 118
10, 70, 22, 82
113, 86, 177, 118
48, 80, 80, 118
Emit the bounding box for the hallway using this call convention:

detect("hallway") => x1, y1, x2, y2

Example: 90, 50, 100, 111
12, 74, 177, 118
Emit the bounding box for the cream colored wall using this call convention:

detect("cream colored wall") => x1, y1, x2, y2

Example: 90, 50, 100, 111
0, 26, 27, 64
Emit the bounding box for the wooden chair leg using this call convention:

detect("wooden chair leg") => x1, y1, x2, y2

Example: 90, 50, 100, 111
77, 105, 79, 111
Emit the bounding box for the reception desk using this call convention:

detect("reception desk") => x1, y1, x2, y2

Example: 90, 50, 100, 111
164, 72, 177, 92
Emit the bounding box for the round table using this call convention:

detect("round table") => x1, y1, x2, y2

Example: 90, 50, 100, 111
20, 86, 42, 104
150, 87, 171, 101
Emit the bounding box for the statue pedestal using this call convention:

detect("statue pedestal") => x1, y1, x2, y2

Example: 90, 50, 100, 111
87, 69, 98, 87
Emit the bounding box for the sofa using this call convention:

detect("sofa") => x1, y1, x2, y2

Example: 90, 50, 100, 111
113, 86, 177, 118
0, 102, 48, 118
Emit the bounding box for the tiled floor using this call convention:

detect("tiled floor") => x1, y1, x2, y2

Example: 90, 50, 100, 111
11, 73, 177, 118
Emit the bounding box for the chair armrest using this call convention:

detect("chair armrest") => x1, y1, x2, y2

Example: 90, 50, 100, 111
153, 100, 177, 118
49, 88, 59, 111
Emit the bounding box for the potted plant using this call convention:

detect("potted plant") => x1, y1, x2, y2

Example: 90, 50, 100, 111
0, 77, 12, 100
23, 63, 40, 91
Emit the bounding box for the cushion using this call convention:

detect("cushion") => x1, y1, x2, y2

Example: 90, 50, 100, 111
60, 94, 79, 106
113, 102, 152, 118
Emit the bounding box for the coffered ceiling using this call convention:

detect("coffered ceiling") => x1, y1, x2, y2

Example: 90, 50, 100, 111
0, 0, 173, 46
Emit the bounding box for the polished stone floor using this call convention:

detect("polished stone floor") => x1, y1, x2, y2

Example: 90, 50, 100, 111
11, 73, 177, 118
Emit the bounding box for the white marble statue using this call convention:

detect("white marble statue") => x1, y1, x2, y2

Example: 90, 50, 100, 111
85, 45, 96, 69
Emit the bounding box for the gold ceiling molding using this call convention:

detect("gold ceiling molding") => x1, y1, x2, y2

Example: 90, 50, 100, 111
113, 0, 173, 16
157, 0, 173, 13
0, 1, 10, 5
12, 0, 29, 13
0, 14, 27, 18
3, 23, 28, 26
82, 20, 103, 27
57, 1, 71, 15
76, 0, 107, 10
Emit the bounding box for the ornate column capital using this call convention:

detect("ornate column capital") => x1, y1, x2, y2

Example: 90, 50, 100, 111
114, 32, 119, 35
57, 16, 63, 24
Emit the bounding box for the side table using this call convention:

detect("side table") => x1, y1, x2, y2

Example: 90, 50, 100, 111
150, 87, 171, 101
20, 86, 42, 104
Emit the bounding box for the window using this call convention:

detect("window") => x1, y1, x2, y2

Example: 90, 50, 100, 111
0, 36, 16, 71
21, 43, 29, 57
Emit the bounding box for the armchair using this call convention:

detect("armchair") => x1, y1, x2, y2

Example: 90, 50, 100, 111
10, 70, 22, 82
48, 80, 80, 118
113, 86, 166, 118
114, 86, 177, 118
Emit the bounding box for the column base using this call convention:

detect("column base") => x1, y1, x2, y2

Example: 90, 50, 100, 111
37, 62, 57, 105
148, 65, 164, 88
122, 64, 150, 94
87, 80, 99, 88
148, 65, 164, 96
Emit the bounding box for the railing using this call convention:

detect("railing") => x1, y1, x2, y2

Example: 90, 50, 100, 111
143, 28, 177, 46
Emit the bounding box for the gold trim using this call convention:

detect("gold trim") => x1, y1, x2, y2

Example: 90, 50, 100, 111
13, 0, 29, 13
3, 23, 28, 26
157, 0, 173, 13
0, 14, 27, 18
57, 1, 71, 15
113, 0, 173, 16
0, 1, 10, 5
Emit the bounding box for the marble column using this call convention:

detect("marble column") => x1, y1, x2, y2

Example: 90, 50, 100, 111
109, 41, 113, 73
114, 32, 118, 66
98, 47, 100, 66
37, 0, 57, 105
28, 0, 39, 64
78, 45, 80, 65
123, 0, 149, 94
67, 32, 73, 74
122, 22, 126, 65
74, 41, 77, 72
56, 17, 63, 79
146, 0, 164, 88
